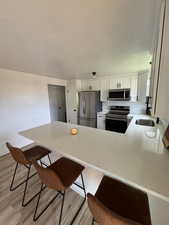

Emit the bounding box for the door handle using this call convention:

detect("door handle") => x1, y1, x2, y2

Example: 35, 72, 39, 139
82, 99, 85, 114
84, 101, 86, 114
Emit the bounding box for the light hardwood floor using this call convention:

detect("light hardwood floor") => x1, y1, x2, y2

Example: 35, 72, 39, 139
0, 154, 96, 225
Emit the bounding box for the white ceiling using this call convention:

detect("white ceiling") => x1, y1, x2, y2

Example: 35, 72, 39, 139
0, 0, 161, 79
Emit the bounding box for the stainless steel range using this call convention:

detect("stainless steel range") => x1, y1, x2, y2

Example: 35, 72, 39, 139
105, 106, 130, 133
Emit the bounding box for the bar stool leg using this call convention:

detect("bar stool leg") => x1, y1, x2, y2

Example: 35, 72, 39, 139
33, 183, 44, 221
59, 191, 65, 225
22, 165, 44, 207
81, 173, 86, 198
10, 162, 19, 191
39, 154, 52, 167
92, 218, 95, 225
68, 173, 87, 225
10, 163, 37, 192
22, 165, 31, 206
33, 183, 61, 221
47, 154, 52, 165
40, 160, 43, 166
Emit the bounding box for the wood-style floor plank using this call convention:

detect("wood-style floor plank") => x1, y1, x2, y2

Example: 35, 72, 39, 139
0, 154, 96, 225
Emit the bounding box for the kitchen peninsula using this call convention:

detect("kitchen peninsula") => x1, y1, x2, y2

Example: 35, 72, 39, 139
20, 115, 169, 202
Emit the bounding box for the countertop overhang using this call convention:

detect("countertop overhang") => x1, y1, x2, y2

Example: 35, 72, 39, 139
20, 115, 169, 202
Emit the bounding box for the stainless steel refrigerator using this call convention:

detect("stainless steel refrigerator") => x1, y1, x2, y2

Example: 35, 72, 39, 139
78, 91, 102, 128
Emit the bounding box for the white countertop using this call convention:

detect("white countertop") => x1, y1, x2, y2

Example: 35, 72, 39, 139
97, 111, 108, 115
20, 115, 169, 202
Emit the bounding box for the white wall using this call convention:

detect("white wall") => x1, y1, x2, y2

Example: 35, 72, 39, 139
0, 69, 66, 156
155, 0, 169, 119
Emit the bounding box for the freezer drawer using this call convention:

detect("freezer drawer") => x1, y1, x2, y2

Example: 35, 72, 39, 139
79, 118, 96, 128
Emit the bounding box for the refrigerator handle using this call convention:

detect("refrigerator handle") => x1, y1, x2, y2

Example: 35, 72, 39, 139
82, 97, 85, 115
83, 99, 86, 115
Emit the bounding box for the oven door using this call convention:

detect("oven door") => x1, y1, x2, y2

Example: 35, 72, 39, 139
105, 117, 128, 133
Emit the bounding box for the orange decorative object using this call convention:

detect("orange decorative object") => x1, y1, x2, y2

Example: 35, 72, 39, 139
71, 128, 78, 135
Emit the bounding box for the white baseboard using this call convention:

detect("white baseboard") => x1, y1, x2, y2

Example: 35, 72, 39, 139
0, 144, 9, 156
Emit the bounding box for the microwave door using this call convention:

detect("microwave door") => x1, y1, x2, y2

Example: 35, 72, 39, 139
108, 89, 130, 101
109, 90, 124, 100
124, 89, 131, 100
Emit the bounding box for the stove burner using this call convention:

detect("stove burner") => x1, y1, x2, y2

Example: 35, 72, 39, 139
106, 106, 130, 118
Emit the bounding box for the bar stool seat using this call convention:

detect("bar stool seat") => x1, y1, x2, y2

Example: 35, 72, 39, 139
88, 193, 140, 225
32, 157, 86, 224
87, 176, 151, 225
24, 146, 51, 162
6, 142, 52, 207
48, 157, 84, 188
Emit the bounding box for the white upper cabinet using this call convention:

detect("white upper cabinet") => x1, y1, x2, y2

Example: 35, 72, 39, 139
120, 77, 131, 89
153, 0, 169, 118
130, 75, 138, 102
100, 78, 110, 101
69, 75, 139, 103
88, 79, 101, 90
137, 72, 148, 103
80, 79, 100, 91
109, 77, 131, 89
109, 77, 118, 89
80, 80, 89, 90
100, 76, 138, 102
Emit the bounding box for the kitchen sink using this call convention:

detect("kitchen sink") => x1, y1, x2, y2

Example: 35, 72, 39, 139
135, 119, 155, 127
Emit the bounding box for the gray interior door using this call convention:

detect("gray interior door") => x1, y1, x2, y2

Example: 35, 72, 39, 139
48, 85, 66, 122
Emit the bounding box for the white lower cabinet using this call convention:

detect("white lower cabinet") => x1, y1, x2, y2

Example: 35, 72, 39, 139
97, 114, 106, 130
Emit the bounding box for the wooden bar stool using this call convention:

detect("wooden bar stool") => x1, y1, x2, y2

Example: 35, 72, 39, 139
6, 142, 52, 207
31, 157, 86, 225
87, 176, 151, 225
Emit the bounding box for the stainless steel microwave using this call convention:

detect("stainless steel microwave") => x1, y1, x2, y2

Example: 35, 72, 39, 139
108, 89, 130, 101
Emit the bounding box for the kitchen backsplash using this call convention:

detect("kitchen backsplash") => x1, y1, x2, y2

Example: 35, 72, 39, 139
102, 101, 146, 114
